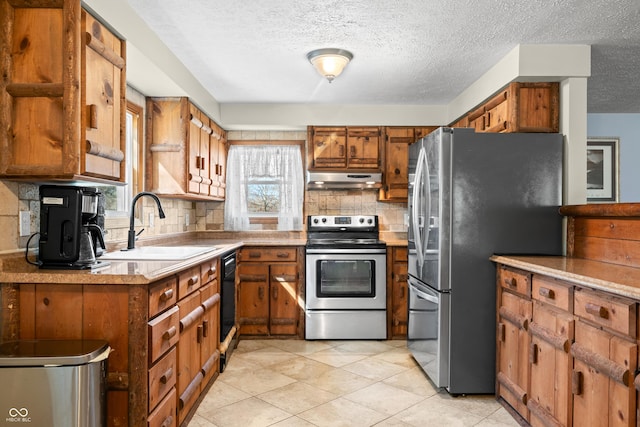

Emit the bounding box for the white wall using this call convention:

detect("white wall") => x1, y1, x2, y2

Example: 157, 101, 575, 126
588, 114, 640, 202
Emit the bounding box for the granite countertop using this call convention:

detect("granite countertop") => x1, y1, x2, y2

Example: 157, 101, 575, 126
0, 236, 305, 285
491, 255, 640, 301
1, 232, 404, 285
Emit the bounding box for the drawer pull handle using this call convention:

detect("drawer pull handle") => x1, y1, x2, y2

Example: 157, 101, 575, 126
239, 274, 268, 282
162, 326, 177, 341
159, 289, 174, 302
272, 286, 279, 300
249, 251, 261, 258
160, 367, 173, 384
538, 287, 555, 299
585, 302, 608, 319
572, 371, 583, 395
160, 416, 173, 427
188, 275, 199, 286
504, 278, 517, 288
498, 322, 505, 342
571, 342, 629, 386
208, 266, 216, 276
277, 252, 290, 258
258, 287, 265, 300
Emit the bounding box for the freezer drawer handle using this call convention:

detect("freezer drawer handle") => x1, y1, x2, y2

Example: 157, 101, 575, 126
412, 286, 438, 304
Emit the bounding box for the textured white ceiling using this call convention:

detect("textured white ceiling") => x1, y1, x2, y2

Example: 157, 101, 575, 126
125, 0, 640, 113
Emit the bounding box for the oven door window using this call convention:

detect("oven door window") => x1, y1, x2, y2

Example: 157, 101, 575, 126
316, 260, 375, 297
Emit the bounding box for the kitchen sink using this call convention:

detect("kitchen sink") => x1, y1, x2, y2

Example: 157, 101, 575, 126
99, 245, 216, 261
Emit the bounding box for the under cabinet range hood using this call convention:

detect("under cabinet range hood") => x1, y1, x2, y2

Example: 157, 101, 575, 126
306, 171, 382, 190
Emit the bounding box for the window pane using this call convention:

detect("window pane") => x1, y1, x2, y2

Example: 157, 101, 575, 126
247, 182, 280, 213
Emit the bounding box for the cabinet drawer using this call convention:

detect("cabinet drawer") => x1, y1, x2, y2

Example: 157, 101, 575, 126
178, 266, 202, 299
531, 275, 573, 313
239, 247, 297, 262
148, 387, 177, 427
149, 347, 176, 412
149, 306, 179, 364
149, 277, 178, 318
498, 265, 531, 297
574, 288, 637, 337
200, 258, 218, 287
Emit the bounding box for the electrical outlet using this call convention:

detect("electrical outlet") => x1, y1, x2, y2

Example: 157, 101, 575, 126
19, 211, 31, 236
185, 213, 190, 226
149, 212, 154, 228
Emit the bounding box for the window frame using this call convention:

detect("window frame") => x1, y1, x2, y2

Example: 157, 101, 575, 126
227, 140, 305, 226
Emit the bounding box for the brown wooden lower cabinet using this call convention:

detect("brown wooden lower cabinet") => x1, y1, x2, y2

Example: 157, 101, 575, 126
388, 246, 408, 339
0, 253, 224, 427
237, 246, 304, 338
495, 262, 639, 427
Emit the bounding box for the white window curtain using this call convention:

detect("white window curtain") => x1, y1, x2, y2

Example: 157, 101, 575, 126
224, 145, 304, 230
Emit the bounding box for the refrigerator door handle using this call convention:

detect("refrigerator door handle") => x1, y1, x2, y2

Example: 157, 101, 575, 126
412, 147, 427, 268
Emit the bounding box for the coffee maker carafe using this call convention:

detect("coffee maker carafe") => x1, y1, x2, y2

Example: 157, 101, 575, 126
39, 185, 108, 269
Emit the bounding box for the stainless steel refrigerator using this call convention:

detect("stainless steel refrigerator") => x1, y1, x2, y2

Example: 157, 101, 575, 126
407, 127, 563, 394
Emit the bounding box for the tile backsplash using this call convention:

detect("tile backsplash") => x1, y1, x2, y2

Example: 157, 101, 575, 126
1, 130, 407, 253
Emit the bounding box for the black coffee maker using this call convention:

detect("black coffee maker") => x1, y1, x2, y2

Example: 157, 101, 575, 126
39, 185, 108, 269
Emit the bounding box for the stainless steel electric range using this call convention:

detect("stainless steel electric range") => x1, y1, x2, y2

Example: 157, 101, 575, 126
305, 215, 387, 340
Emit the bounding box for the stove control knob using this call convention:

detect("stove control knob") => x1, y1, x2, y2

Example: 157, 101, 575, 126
313, 218, 319, 224
367, 218, 373, 224
359, 218, 365, 223
321, 217, 327, 223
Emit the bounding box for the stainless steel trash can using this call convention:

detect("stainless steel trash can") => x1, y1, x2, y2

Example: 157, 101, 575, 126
0, 339, 110, 427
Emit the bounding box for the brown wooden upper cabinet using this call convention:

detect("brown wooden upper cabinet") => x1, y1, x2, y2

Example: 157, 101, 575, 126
450, 82, 559, 133
308, 126, 382, 171
145, 97, 227, 201
0, 0, 126, 183
379, 127, 436, 202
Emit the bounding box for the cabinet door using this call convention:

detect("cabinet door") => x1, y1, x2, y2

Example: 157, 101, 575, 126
383, 128, 414, 200
391, 256, 408, 338
310, 127, 347, 168
269, 263, 298, 335
208, 124, 226, 199
177, 291, 204, 424
497, 290, 532, 418
237, 264, 270, 335
188, 106, 204, 194
82, 11, 125, 181
200, 283, 220, 385
528, 301, 574, 427
572, 320, 637, 427
347, 127, 380, 168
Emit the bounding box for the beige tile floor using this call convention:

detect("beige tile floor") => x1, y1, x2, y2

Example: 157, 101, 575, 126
188, 339, 520, 427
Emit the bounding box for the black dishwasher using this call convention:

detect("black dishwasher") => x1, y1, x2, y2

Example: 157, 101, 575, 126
219, 251, 237, 372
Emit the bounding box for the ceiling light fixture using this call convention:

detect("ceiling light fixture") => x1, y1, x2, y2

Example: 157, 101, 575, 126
307, 48, 353, 83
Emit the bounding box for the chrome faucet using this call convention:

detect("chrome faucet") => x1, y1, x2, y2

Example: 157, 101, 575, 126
127, 192, 166, 250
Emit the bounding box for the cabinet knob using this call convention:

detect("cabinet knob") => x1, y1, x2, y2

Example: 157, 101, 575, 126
160, 367, 173, 384
188, 275, 199, 287
538, 287, 555, 299
162, 326, 177, 341
585, 302, 608, 319
159, 289, 173, 302
160, 416, 173, 427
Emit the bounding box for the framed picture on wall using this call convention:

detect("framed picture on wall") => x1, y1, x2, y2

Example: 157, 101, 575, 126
587, 137, 619, 203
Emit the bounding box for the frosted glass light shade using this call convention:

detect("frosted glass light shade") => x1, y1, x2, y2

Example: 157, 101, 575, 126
307, 48, 353, 83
